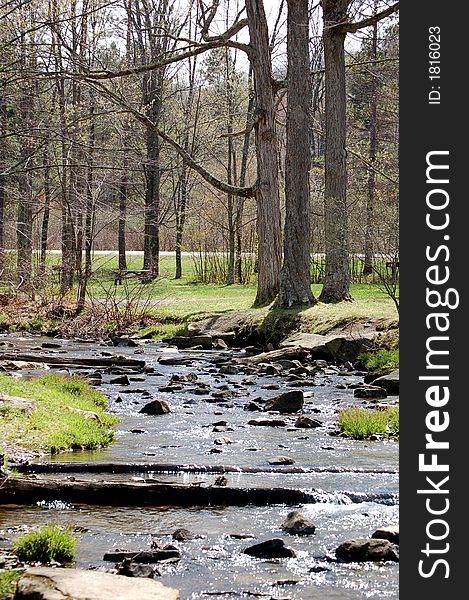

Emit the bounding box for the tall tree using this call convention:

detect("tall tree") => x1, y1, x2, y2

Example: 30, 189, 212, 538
245, 0, 282, 305
279, 0, 316, 307
319, 0, 399, 302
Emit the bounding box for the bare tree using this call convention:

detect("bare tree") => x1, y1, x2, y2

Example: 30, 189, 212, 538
279, 0, 316, 307
319, 0, 399, 303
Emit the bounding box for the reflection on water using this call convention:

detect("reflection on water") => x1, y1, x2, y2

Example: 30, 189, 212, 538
0, 501, 398, 600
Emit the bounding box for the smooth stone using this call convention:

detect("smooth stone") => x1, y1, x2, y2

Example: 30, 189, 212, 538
15, 567, 179, 600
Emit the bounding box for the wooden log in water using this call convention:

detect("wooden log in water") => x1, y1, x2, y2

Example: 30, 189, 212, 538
0, 352, 145, 369
0, 477, 320, 507
13, 461, 398, 476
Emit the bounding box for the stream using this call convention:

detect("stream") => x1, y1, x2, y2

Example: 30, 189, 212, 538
0, 334, 399, 599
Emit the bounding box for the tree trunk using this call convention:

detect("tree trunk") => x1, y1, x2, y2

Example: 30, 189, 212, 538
279, 0, 316, 308
17, 51, 33, 289
245, 0, 282, 306
39, 146, 51, 277
319, 0, 353, 303
118, 159, 128, 272
77, 99, 95, 313
143, 121, 160, 275
0, 80, 7, 273
16, 176, 33, 288
363, 14, 378, 277
236, 71, 255, 283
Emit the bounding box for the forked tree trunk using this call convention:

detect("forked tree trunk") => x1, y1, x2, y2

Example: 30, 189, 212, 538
279, 0, 316, 308
319, 0, 353, 303
245, 0, 282, 306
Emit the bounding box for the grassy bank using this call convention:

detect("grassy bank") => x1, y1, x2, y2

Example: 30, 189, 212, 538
0, 374, 118, 460
0, 252, 399, 351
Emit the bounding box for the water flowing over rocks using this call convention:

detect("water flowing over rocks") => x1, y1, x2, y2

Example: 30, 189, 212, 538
0, 328, 399, 599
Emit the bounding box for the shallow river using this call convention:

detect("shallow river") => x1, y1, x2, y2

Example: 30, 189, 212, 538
0, 334, 399, 599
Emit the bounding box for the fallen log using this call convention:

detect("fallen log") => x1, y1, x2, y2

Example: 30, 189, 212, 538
0, 477, 318, 506
13, 461, 399, 476
0, 477, 397, 507
0, 352, 145, 369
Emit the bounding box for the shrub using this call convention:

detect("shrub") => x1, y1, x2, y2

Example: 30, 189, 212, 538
12, 524, 77, 564
359, 348, 399, 374
339, 407, 399, 440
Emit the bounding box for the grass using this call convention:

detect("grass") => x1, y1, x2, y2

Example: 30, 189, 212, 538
0, 570, 21, 594
12, 524, 77, 564
0, 373, 119, 457
338, 406, 399, 440
0, 252, 399, 341
360, 348, 399, 374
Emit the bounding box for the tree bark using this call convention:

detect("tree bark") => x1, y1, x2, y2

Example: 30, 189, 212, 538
319, 0, 353, 303
363, 13, 378, 276
245, 0, 282, 306
236, 71, 254, 283
39, 146, 51, 277
279, 0, 316, 308
17, 40, 34, 289
0, 79, 7, 273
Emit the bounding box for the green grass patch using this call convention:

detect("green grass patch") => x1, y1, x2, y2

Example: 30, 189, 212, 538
338, 406, 399, 440
360, 348, 399, 374
0, 374, 119, 456
13, 524, 77, 564
0, 570, 21, 594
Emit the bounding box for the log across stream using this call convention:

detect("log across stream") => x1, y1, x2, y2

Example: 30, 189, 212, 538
0, 476, 398, 507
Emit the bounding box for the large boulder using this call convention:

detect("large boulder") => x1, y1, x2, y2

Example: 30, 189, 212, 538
139, 399, 170, 415
264, 390, 304, 413
187, 312, 257, 345
15, 567, 179, 600
372, 525, 399, 544
295, 415, 322, 428
281, 511, 316, 536
243, 538, 296, 559
353, 385, 388, 400
370, 370, 399, 395
0, 393, 35, 416
335, 538, 399, 562
163, 335, 213, 350
280, 331, 376, 362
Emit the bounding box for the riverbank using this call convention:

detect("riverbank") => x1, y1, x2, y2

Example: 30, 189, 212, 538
0, 374, 119, 464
